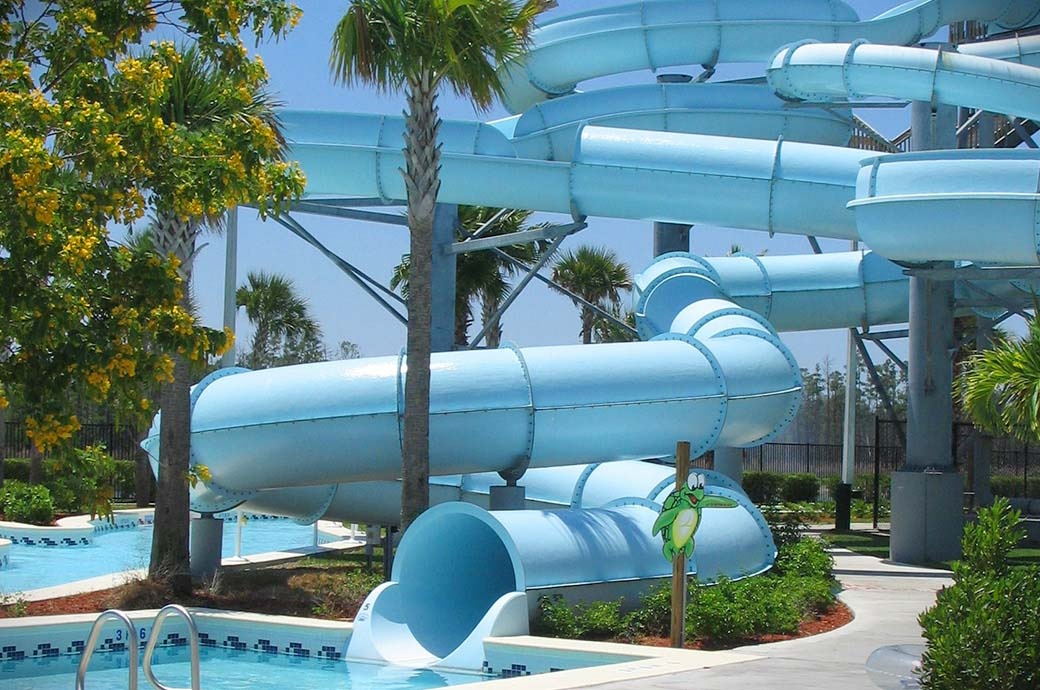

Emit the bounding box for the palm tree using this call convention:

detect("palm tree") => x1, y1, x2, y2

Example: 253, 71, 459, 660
236, 271, 323, 369
331, 0, 550, 531
551, 246, 633, 344
960, 316, 1040, 446
391, 206, 544, 347
147, 47, 292, 593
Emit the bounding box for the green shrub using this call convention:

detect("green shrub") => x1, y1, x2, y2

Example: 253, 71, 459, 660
761, 503, 813, 548
990, 475, 1040, 499
1, 481, 55, 525
534, 596, 627, 640
918, 498, 1040, 690
1, 458, 31, 483
774, 536, 834, 579
742, 472, 785, 504
855, 474, 891, 503
302, 570, 384, 619
783, 576, 836, 615
782, 474, 821, 502
687, 576, 801, 644
625, 583, 671, 638
47, 444, 117, 518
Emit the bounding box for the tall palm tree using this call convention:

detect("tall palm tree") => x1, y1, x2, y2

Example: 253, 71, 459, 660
551, 246, 633, 345
331, 0, 550, 531
960, 315, 1040, 446
390, 206, 544, 347
236, 271, 323, 369
147, 47, 292, 593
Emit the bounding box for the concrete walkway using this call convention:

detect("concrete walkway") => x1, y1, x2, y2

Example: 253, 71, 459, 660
586, 547, 952, 690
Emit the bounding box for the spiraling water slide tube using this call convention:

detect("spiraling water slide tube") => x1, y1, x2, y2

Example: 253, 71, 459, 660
141, 0, 1040, 670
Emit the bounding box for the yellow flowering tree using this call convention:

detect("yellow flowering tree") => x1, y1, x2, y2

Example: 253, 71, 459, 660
0, 1, 304, 592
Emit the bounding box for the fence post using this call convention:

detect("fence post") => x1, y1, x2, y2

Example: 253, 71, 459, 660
1025, 443, 1030, 498
805, 443, 811, 474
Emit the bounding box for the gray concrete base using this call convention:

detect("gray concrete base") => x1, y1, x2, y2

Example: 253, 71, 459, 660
490, 484, 527, 510
890, 470, 963, 564
713, 447, 743, 485
189, 514, 224, 580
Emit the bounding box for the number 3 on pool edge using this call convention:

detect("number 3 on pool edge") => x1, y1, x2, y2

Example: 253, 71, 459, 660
115, 629, 122, 641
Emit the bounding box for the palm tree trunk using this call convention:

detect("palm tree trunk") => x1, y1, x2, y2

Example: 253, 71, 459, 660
28, 444, 43, 484
400, 72, 441, 531
481, 296, 503, 349
581, 307, 595, 345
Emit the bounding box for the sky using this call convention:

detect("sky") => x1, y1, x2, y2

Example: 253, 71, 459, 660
183, 0, 937, 371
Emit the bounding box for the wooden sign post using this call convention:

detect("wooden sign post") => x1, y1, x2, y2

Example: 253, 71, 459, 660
670, 440, 691, 648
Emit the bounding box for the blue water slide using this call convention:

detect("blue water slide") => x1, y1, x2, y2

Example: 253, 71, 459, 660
497, 0, 1040, 112
490, 82, 854, 159
347, 494, 772, 669
143, 298, 800, 513
767, 42, 1040, 121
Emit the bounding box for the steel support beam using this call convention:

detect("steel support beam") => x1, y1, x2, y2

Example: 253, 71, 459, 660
854, 334, 907, 448
653, 221, 691, 256
430, 203, 458, 352
276, 214, 407, 325
289, 202, 410, 226
450, 221, 584, 255
221, 208, 239, 369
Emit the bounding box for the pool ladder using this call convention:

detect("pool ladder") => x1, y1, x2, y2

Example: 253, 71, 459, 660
75, 604, 202, 690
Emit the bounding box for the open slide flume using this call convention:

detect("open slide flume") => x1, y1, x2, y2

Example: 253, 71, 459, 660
143, 0, 1040, 671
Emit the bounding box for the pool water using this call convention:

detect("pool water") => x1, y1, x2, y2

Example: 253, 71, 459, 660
0, 519, 325, 595
0, 645, 490, 689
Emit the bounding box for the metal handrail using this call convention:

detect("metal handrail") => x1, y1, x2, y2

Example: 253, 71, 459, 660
142, 604, 201, 690
75, 609, 139, 690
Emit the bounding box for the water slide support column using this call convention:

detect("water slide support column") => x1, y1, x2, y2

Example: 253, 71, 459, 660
891, 99, 962, 564
431, 203, 459, 353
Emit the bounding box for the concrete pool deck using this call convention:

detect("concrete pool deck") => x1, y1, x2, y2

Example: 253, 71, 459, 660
571, 546, 951, 690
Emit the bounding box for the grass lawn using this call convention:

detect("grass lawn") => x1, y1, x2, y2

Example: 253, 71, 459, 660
820, 529, 1040, 569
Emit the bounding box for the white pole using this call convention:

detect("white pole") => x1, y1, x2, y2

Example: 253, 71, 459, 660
841, 240, 859, 487
234, 509, 244, 559
221, 207, 239, 369
313, 521, 319, 547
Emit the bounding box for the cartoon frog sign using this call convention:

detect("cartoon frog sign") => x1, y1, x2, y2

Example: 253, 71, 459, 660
652, 473, 738, 561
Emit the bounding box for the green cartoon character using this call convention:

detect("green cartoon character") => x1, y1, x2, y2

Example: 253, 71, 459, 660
652, 473, 738, 561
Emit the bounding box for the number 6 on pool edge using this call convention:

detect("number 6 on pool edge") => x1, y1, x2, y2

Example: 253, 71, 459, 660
140, 627, 147, 640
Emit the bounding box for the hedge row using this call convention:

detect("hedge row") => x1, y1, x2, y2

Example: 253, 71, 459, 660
990, 475, 1040, 499
0, 457, 138, 501
742, 472, 822, 503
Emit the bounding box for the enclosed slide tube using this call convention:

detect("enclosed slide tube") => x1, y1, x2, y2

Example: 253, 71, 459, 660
142, 285, 800, 514
346, 494, 773, 670
634, 251, 1040, 338
496, 0, 1040, 112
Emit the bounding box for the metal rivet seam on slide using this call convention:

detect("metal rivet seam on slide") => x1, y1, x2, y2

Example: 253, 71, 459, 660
766, 137, 784, 239
526, 59, 569, 98
857, 249, 870, 329
649, 333, 726, 459
531, 105, 555, 161
680, 305, 774, 343
707, 326, 801, 447
395, 347, 406, 456
635, 265, 723, 340
570, 463, 602, 508
841, 40, 869, 100
600, 497, 662, 512
733, 252, 772, 311
929, 45, 945, 109
708, 0, 722, 68
499, 342, 535, 484
639, 1, 656, 73
189, 477, 255, 514
291, 484, 339, 526
771, 40, 820, 102
187, 367, 253, 513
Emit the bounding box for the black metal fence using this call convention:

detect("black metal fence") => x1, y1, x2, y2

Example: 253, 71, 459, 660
2, 421, 142, 462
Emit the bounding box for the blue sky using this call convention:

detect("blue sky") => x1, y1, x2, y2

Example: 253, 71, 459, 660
186, 0, 926, 369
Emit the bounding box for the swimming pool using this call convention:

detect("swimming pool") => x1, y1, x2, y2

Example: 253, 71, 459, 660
0, 514, 335, 595
0, 644, 490, 690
